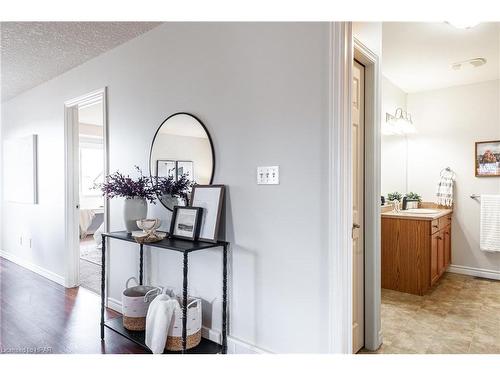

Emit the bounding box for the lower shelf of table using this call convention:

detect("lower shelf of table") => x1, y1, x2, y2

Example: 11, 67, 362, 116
104, 316, 223, 354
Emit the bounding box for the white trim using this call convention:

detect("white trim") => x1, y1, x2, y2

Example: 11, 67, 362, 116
107, 297, 270, 354
64, 88, 109, 291
354, 38, 382, 352
448, 264, 500, 280
328, 21, 353, 354
0, 251, 65, 286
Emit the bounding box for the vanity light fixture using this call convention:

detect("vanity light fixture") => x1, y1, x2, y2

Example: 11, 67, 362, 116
383, 107, 416, 135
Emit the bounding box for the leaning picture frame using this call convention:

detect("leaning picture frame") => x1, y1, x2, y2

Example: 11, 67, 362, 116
190, 185, 225, 243
169, 206, 203, 241
475, 140, 500, 177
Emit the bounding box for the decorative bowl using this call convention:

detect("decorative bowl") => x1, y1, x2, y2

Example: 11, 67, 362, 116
136, 218, 161, 232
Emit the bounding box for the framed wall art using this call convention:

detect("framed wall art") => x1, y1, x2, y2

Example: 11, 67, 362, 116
190, 185, 225, 243
169, 206, 202, 240
475, 140, 500, 177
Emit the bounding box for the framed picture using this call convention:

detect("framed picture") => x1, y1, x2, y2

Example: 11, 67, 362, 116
157, 159, 177, 180
176, 160, 194, 182
475, 140, 500, 177
169, 206, 203, 240
190, 185, 225, 243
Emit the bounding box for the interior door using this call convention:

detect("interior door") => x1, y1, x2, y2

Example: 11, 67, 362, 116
352, 60, 365, 353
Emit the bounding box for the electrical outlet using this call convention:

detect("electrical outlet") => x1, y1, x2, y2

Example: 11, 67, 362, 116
257, 166, 279, 185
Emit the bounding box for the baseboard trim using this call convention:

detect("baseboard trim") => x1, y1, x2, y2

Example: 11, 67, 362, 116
105, 297, 270, 354
0, 251, 65, 287
448, 264, 500, 280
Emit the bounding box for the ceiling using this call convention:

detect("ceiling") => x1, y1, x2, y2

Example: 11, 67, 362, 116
1, 22, 161, 101
382, 22, 500, 93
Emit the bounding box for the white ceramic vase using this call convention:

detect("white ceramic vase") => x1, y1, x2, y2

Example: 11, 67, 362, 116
124, 197, 148, 233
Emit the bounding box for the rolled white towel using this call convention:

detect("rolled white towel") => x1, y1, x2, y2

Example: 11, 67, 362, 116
145, 292, 180, 354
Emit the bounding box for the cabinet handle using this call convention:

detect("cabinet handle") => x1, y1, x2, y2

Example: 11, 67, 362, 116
437, 236, 442, 240
433, 225, 439, 228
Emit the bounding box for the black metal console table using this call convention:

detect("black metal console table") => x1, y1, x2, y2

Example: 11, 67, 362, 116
100, 231, 229, 354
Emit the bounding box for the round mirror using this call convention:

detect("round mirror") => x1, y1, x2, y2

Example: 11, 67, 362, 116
149, 113, 214, 210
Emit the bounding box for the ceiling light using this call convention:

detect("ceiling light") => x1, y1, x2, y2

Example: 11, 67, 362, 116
446, 21, 480, 29
450, 57, 487, 70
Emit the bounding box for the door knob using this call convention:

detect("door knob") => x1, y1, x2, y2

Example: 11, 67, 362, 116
353, 223, 361, 229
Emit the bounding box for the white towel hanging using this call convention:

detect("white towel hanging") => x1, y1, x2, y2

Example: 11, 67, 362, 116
480, 195, 500, 252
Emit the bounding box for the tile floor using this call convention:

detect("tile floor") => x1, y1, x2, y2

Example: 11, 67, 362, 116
366, 272, 500, 354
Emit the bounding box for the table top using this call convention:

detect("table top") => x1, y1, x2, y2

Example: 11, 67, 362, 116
102, 231, 228, 252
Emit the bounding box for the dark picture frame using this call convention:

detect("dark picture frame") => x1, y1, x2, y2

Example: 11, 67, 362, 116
475, 140, 500, 177
156, 159, 177, 180
169, 206, 203, 241
190, 185, 225, 243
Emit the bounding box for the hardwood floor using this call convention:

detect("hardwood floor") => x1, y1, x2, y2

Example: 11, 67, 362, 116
0, 257, 147, 354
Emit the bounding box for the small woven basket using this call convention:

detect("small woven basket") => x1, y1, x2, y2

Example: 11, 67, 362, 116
121, 277, 161, 331
165, 296, 202, 351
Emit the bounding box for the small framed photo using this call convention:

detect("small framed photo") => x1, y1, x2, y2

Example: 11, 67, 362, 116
169, 206, 203, 241
176, 160, 194, 182
190, 185, 225, 243
157, 159, 177, 180
475, 140, 500, 177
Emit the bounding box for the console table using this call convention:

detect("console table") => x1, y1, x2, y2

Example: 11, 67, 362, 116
100, 231, 229, 354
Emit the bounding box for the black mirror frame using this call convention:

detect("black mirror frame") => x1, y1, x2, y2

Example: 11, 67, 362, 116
149, 112, 215, 211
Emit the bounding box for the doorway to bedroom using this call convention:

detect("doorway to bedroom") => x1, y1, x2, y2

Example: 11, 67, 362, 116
77, 100, 105, 294
64, 88, 108, 294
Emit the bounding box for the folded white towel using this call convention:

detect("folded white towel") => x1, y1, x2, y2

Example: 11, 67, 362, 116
145, 292, 180, 354
480, 195, 500, 252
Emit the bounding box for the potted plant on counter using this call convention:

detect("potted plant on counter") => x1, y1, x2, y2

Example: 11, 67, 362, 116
404, 192, 422, 209
98, 166, 157, 233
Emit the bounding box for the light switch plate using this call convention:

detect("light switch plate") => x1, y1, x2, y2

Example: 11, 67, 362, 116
257, 166, 279, 185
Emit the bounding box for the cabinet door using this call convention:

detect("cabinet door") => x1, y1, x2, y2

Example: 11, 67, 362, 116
431, 232, 440, 285
437, 231, 445, 276
444, 226, 451, 267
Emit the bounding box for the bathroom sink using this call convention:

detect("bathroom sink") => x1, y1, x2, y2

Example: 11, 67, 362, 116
405, 208, 440, 214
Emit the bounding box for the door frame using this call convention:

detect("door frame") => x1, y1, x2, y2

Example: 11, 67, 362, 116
63, 88, 109, 291
328, 23, 381, 353
354, 38, 381, 352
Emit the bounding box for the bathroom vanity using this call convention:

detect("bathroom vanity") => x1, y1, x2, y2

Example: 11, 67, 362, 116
381, 208, 453, 295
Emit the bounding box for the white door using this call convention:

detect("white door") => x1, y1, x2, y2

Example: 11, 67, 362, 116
352, 60, 365, 353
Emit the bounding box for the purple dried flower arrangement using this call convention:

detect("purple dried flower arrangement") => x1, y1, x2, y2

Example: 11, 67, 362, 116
154, 174, 193, 201
98, 166, 157, 203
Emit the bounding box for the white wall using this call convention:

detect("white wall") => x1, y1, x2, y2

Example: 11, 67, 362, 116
1, 23, 331, 353
406, 80, 500, 273
381, 76, 407, 196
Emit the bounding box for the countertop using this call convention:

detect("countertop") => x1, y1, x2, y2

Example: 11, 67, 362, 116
381, 208, 453, 221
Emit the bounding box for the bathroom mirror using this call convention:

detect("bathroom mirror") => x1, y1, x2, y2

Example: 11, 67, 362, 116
149, 113, 214, 211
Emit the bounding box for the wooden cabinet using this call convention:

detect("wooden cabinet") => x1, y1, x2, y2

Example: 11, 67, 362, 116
382, 213, 452, 295
431, 232, 440, 285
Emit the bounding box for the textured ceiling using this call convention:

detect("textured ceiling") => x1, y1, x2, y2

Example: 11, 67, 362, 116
383, 22, 500, 93
0, 22, 161, 101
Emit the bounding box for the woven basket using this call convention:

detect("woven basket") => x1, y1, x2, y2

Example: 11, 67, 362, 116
121, 277, 161, 331
165, 296, 202, 351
